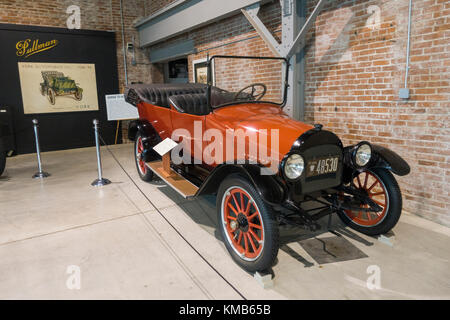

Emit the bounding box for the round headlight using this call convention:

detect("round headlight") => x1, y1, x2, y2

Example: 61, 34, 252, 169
355, 143, 372, 167
284, 154, 305, 180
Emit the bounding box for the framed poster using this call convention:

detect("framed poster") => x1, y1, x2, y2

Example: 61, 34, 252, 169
194, 61, 207, 84
18, 62, 99, 114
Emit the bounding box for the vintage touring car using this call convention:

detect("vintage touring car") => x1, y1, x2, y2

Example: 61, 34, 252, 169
40, 71, 83, 105
125, 55, 410, 272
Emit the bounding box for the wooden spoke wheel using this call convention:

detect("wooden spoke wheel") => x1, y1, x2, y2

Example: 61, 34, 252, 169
344, 171, 389, 227
217, 175, 279, 272
222, 187, 264, 261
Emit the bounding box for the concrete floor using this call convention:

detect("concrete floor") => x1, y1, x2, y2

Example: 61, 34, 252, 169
0, 144, 449, 300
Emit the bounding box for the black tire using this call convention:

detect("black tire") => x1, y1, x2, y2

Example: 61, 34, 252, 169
40, 85, 45, 96
75, 90, 82, 101
0, 146, 5, 176
337, 168, 402, 236
216, 175, 279, 272
48, 88, 55, 105
134, 132, 154, 182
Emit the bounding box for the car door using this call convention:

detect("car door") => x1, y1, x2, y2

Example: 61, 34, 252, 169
170, 107, 206, 165
138, 102, 173, 141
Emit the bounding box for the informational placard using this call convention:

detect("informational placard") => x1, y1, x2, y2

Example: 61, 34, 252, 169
153, 138, 178, 156
105, 94, 138, 121
18, 62, 99, 114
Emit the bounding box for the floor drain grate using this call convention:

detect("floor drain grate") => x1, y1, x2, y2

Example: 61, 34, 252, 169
299, 236, 368, 264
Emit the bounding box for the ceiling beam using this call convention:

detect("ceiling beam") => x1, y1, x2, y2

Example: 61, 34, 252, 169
136, 0, 269, 47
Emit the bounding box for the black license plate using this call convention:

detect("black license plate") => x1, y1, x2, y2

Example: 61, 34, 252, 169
306, 156, 339, 178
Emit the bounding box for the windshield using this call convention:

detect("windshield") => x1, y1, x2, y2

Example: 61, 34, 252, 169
207, 55, 288, 109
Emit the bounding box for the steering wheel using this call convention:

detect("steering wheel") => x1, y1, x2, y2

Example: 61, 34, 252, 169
234, 83, 267, 101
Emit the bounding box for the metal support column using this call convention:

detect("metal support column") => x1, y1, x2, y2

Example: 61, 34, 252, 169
293, 0, 307, 121
242, 0, 326, 120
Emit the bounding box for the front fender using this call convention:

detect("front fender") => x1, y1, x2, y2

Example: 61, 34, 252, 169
196, 164, 286, 205
370, 144, 410, 176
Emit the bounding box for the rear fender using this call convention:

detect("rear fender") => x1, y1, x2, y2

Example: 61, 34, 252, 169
196, 163, 286, 205
128, 120, 162, 162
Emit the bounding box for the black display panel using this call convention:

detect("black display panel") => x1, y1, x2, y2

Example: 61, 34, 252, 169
0, 23, 121, 154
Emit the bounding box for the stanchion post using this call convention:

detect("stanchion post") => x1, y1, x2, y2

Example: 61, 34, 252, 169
32, 119, 50, 179
91, 119, 111, 187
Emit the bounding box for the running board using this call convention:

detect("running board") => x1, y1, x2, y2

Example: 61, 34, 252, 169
146, 161, 199, 199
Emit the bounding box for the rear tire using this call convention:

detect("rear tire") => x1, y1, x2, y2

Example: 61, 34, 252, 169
216, 175, 279, 272
134, 132, 154, 182
337, 168, 402, 236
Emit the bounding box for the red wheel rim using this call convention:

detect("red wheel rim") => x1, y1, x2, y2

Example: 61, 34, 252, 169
222, 187, 264, 261
343, 171, 388, 227
136, 137, 147, 175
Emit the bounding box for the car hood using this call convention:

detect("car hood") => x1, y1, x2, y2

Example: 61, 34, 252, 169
211, 103, 314, 161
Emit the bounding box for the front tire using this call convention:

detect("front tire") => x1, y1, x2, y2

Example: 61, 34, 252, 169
0, 146, 6, 176
337, 168, 402, 236
217, 175, 279, 272
134, 132, 154, 182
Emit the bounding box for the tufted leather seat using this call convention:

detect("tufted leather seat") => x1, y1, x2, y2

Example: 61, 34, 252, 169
125, 83, 251, 114
168, 94, 209, 116
125, 83, 207, 108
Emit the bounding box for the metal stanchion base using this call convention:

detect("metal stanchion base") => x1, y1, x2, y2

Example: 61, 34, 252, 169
91, 178, 111, 187
33, 171, 50, 179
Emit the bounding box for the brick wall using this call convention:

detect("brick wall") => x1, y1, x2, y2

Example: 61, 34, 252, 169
146, 0, 449, 226
304, 0, 449, 226
143, 0, 177, 16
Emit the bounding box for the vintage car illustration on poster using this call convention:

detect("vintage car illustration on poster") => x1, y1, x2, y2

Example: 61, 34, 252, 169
124, 55, 411, 272
40, 71, 83, 105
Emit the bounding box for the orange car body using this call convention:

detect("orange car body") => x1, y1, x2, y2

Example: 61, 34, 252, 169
136, 100, 313, 169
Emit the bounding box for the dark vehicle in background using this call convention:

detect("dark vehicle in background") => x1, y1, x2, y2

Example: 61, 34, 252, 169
0, 142, 5, 176
40, 71, 83, 105
0, 106, 15, 176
